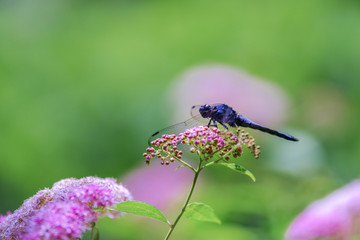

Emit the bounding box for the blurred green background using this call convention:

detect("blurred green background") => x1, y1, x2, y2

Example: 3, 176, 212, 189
1, 0, 360, 239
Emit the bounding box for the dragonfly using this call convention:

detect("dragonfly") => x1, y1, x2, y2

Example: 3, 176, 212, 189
148, 103, 298, 145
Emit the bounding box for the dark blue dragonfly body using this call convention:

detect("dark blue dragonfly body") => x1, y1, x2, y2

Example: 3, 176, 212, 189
148, 103, 298, 144
196, 104, 298, 141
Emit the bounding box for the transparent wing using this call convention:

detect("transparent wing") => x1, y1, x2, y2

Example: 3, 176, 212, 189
190, 105, 210, 126
149, 103, 238, 146
148, 117, 202, 145
190, 105, 202, 118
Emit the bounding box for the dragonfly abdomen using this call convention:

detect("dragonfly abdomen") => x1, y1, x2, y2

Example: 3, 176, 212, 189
235, 115, 298, 141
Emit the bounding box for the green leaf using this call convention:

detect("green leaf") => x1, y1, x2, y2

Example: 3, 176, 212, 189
115, 201, 168, 224
218, 163, 256, 182
184, 202, 221, 224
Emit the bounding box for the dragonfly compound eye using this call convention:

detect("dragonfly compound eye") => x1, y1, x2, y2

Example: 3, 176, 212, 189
199, 104, 213, 118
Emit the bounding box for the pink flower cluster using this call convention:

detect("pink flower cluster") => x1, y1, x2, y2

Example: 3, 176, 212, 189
144, 126, 260, 165
0, 177, 131, 240
285, 180, 360, 240
0, 212, 11, 224
23, 202, 96, 240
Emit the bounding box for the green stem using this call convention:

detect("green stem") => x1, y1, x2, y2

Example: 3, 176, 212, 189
163, 160, 202, 240
90, 223, 95, 240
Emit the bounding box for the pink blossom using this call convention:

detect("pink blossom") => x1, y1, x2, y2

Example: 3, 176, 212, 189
52, 177, 131, 206
285, 180, 360, 240
23, 202, 96, 240
0, 176, 131, 240
145, 126, 259, 165
0, 189, 53, 239
68, 184, 117, 209
0, 212, 12, 224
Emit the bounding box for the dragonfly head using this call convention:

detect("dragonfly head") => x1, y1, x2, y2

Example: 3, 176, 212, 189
199, 104, 214, 118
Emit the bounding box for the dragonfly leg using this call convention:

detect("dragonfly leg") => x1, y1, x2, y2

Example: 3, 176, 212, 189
212, 120, 218, 128
219, 121, 228, 130
206, 119, 219, 128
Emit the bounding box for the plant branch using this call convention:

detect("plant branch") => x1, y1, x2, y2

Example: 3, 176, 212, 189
163, 160, 202, 240
166, 153, 196, 173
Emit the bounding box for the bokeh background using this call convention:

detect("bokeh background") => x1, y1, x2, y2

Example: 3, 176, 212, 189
1, 0, 360, 239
